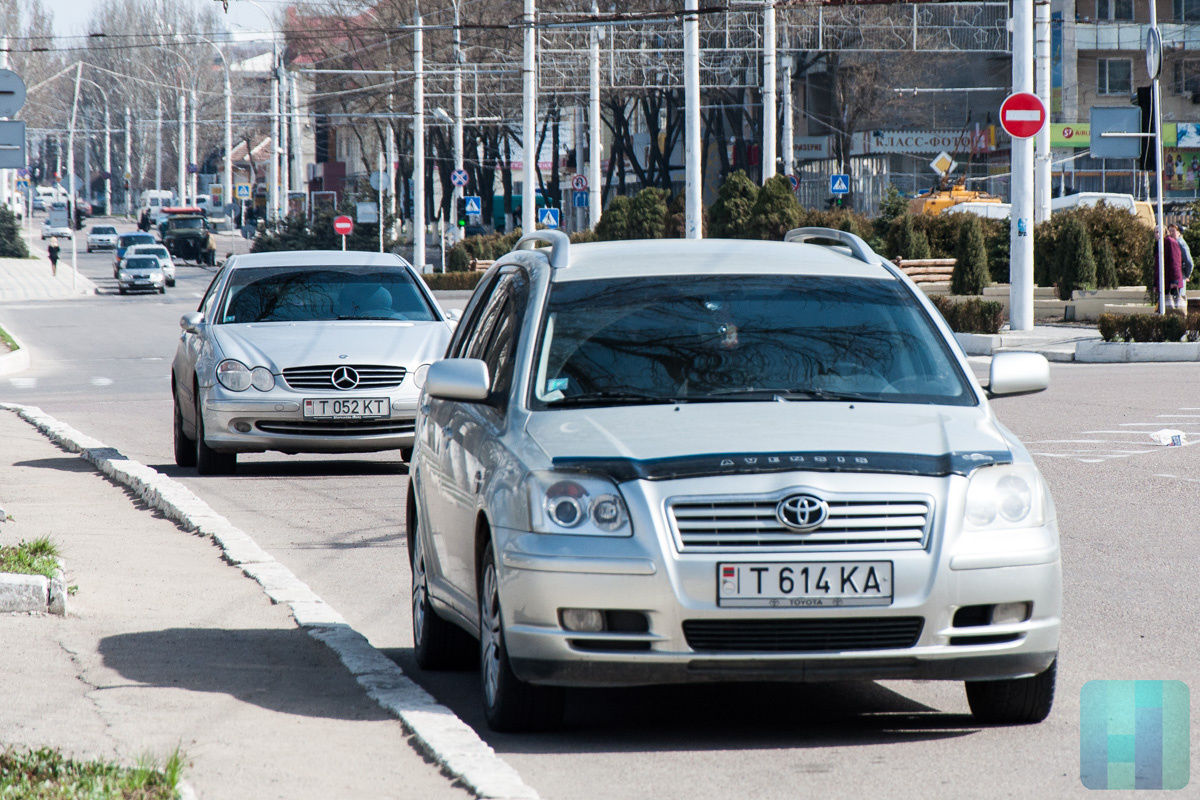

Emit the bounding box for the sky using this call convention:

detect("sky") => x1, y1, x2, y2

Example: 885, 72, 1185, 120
42, 0, 282, 43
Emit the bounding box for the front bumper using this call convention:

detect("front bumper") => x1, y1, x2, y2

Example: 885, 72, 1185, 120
118, 274, 164, 291
491, 471, 1061, 688
200, 386, 418, 454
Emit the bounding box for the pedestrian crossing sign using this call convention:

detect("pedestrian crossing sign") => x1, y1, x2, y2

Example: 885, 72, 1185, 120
235, 183, 251, 200
538, 207, 560, 229
464, 195, 482, 216
830, 174, 850, 195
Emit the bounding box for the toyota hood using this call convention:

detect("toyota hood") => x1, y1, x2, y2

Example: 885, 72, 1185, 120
526, 402, 1016, 479
210, 320, 452, 373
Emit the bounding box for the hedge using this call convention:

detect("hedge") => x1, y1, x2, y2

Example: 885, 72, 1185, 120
421, 271, 486, 291
1097, 312, 1200, 342
930, 296, 1005, 335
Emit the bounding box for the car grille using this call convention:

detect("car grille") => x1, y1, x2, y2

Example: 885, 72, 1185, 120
282, 364, 407, 390
683, 617, 924, 653
254, 419, 415, 437
669, 495, 932, 551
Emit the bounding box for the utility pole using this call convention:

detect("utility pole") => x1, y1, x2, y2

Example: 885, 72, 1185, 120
124, 106, 132, 215
177, 93, 186, 205
224, 63, 232, 218
67, 62, 82, 290
1010, 0, 1034, 330
279, 68, 289, 213
588, 0, 601, 228
683, 0, 701, 238
414, 9, 426, 271
155, 94, 162, 192
103, 102, 111, 217
268, 63, 279, 222
1034, 0, 1051, 223
290, 72, 302, 194
190, 88, 198, 205
1150, 0, 1166, 313
452, 0, 464, 241
0, 38, 8, 212
782, 57, 794, 178
761, 0, 776, 182
522, 0, 537, 233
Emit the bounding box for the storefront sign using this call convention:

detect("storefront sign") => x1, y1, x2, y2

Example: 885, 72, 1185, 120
850, 128, 995, 156
1050, 123, 1090, 148
793, 136, 831, 161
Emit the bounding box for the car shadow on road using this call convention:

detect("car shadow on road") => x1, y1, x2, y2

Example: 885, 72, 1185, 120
150, 460, 408, 479
13, 456, 98, 473
99, 627, 396, 722
382, 647, 979, 750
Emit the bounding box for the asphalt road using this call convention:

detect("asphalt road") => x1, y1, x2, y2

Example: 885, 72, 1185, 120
2, 231, 1196, 799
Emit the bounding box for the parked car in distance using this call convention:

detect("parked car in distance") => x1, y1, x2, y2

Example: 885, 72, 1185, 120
125, 243, 176, 286
408, 229, 1060, 732
115, 255, 165, 295
32, 195, 45, 212
171, 250, 454, 475
42, 202, 71, 240
87, 225, 119, 252
113, 232, 158, 272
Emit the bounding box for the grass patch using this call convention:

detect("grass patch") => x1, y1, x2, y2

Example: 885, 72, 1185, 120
0, 537, 61, 579
0, 324, 16, 353
0, 746, 184, 799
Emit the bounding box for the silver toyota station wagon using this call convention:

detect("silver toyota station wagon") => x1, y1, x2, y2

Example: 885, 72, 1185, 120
409, 228, 1060, 732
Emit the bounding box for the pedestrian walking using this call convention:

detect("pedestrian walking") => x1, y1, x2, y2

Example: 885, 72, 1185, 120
1169, 224, 1193, 307
47, 237, 60, 276
1154, 228, 1186, 312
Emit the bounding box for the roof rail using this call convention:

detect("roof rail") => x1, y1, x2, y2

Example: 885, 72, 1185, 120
784, 227, 879, 267
514, 229, 571, 269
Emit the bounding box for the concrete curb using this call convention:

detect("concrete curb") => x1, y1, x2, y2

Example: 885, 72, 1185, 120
953, 332, 1002, 356
0, 324, 31, 376
0, 561, 67, 615
0, 403, 539, 800
1076, 340, 1200, 363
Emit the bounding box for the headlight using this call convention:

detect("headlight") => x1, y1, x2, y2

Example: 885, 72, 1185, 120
527, 470, 632, 536
251, 366, 275, 391
216, 359, 253, 391
963, 463, 1049, 530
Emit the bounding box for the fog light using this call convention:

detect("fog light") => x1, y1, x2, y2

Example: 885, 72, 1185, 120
560, 608, 604, 633
991, 602, 1031, 625
234, 422, 252, 433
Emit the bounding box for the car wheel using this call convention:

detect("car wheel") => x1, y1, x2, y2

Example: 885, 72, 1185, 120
159, 286, 166, 294
167, 278, 176, 287
479, 540, 564, 732
194, 388, 237, 475
173, 388, 197, 468
86, 246, 91, 253
399, 447, 413, 463
965, 658, 1056, 725
118, 287, 126, 295
409, 491, 475, 670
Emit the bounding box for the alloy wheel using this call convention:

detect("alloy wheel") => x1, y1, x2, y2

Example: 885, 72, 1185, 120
481, 561, 502, 708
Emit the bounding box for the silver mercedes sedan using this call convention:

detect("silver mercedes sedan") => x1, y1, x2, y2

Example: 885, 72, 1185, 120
171, 250, 453, 474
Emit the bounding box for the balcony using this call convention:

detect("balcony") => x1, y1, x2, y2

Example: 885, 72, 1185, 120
1076, 21, 1200, 51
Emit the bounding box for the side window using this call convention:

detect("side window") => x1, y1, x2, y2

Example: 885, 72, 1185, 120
447, 270, 503, 358
463, 281, 509, 361
479, 273, 528, 403
198, 268, 226, 318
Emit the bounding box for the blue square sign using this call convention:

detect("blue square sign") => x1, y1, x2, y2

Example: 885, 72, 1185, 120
830, 174, 850, 195
464, 195, 482, 216
537, 207, 560, 228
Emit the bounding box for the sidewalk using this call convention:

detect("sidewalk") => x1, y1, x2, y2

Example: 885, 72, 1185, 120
0, 230, 98, 303
0, 408, 471, 800
954, 324, 1103, 363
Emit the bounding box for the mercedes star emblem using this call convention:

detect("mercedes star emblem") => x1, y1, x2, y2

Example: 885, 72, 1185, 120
331, 366, 360, 390
776, 493, 828, 531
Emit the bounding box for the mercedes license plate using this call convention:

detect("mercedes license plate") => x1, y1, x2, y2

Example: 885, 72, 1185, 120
717, 561, 893, 607
303, 397, 388, 419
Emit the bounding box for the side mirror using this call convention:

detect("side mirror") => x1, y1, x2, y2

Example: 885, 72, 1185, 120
426, 358, 491, 402
180, 311, 205, 334
988, 352, 1049, 397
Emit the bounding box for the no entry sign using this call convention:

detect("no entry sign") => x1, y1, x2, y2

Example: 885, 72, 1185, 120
333, 215, 354, 235
1000, 92, 1047, 139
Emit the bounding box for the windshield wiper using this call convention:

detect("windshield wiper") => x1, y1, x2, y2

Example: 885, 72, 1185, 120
702, 387, 881, 402
547, 391, 681, 407
337, 315, 396, 320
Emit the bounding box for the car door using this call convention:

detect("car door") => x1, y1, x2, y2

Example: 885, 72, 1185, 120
439, 269, 528, 617
420, 269, 506, 613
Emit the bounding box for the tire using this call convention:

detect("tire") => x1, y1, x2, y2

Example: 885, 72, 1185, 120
399, 447, 413, 463
118, 287, 126, 295
167, 278, 175, 287
194, 388, 237, 475
966, 658, 1056, 725
173, 388, 197, 467
159, 286, 166, 294
409, 490, 476, 670
479, 540, 564, 732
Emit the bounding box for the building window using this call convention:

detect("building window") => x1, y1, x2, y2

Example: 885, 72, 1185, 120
1098, 59, 1133, 95
1174, 59, 1200, 96
1097, 0, 1135, 20
1175, 0, 1200, 22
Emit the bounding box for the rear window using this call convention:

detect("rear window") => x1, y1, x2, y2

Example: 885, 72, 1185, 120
119, 233, 155, 247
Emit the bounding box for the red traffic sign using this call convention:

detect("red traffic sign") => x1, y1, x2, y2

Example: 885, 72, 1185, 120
571, 174, 588, 191
999, 92, 1047, 139
333, 215, 354, 236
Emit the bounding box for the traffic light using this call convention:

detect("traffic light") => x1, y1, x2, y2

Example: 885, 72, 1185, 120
456, 196, 467, 227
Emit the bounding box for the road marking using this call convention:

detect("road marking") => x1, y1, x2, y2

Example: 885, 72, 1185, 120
0, 402, 540, 800
7, 376, 36, 389
90, 377, 113, 386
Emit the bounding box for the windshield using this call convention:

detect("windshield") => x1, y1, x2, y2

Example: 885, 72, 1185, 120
130, 246, 168, 257
217, 265, 438, 323
92, 227, 116, 234
120, 234, 155, 247
529, 275, 974, 409
123, 257, 159, 271
168, 218, 205, 230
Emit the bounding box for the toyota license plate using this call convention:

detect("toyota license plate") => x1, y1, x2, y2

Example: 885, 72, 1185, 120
303, 397, 388, 419
717, 561, 893, 607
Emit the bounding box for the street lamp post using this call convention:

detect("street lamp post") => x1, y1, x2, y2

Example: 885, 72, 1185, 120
196, 34, 233, 218
414, 10, 425, 270
522, 0, 536, 233
78, 76, 112, 217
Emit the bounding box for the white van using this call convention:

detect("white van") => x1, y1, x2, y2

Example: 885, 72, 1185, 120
944, 201, 1012, 220
139, 189, 174, 216
1050, 192, 1155, 226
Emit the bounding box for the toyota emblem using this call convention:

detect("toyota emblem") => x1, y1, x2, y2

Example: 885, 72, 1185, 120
776, 493, 828, 531
331, 366, 360, 390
